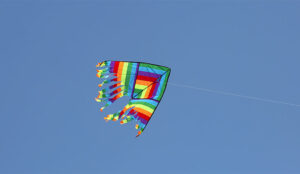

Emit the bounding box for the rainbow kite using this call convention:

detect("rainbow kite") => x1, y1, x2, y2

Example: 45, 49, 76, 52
95, 60, 171, 137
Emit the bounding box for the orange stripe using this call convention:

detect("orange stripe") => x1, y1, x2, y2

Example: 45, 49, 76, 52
143, 86, 152, 98
117, 62, 124, 81
134, 107, 152, 117
111, 93, 123, 101
135, 79, 152, 86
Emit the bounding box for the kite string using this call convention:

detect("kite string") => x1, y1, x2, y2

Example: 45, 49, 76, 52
168, 82, 300, 107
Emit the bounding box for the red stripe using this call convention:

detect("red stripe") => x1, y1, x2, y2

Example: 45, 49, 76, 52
110, 83, 121, 89
110, 88, 122, 95
119, 107, 131, 117
113, 61, 120, 74
136, 75, 157, 82
119, 109, 125, 116
111, 78, 118, 82
129, 110, 135, 115
109, 93, 122, 102
149, 83, 157, 98
136, 112, 151, 121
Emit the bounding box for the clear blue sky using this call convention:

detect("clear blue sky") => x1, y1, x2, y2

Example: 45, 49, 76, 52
1, 1, 300, 174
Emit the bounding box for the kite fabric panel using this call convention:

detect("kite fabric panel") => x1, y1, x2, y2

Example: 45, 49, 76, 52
95, 60, 171, 137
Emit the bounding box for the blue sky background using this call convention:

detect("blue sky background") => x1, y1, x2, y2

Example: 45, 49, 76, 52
1, 0, 300, 174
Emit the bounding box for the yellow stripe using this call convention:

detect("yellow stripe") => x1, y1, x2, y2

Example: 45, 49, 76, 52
121, 62, 128, 85
135, 84, 148, 89
140, 90, 147, 98
134, 104, 154, 113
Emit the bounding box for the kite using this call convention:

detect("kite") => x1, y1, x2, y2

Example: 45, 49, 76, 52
95, 60, 171, 137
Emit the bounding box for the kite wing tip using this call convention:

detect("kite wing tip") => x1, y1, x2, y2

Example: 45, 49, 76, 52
135, 131, 142, 137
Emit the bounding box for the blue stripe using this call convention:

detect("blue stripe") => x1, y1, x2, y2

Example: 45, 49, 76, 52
131, 99, 158, 106
138, 66, 167, 75
153, 73, 167, 100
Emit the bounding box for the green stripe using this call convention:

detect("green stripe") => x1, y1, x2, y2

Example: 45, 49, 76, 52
124, 63, 132, 94
131, 101, 157, 109
139, 63, 169, 72
134, 89, 143, 97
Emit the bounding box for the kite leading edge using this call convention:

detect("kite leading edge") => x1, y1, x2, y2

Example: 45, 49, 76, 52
95, 60, 171, 137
